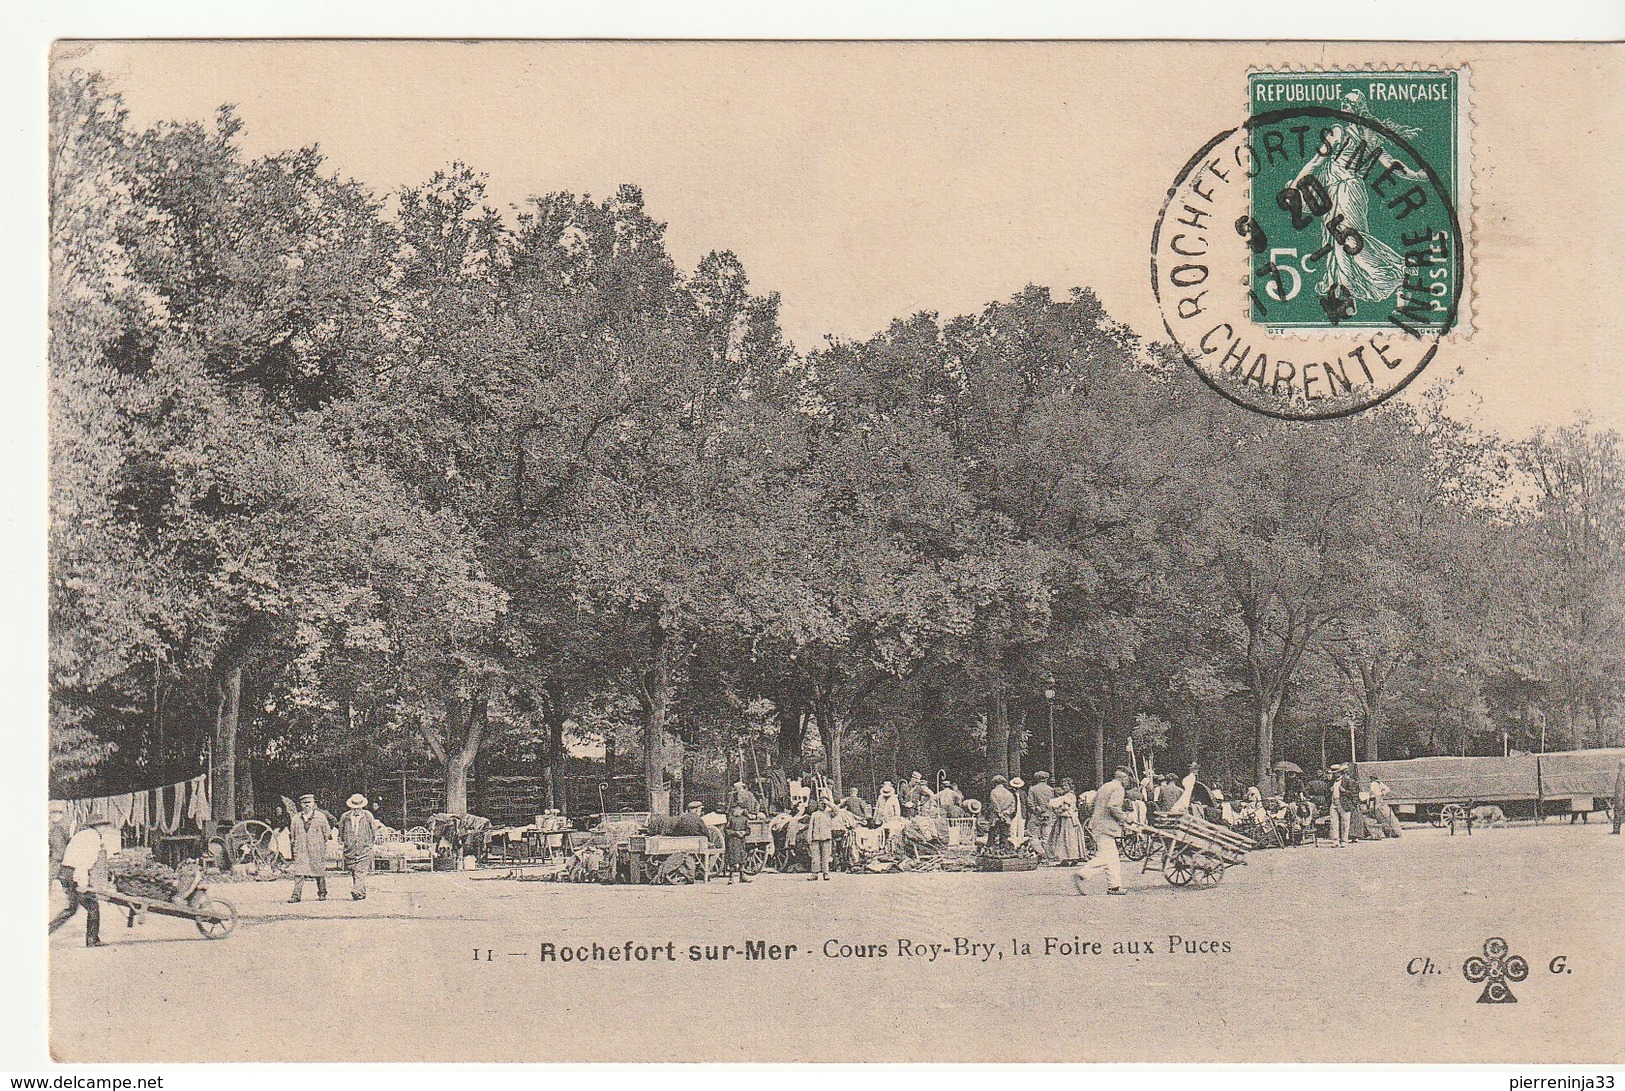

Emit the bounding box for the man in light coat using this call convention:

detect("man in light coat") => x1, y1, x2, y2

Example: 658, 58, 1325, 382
338, 793, 378, 900
806, 799, 834, 881
288, 793, 332, 903
1073, 766, 1132, 895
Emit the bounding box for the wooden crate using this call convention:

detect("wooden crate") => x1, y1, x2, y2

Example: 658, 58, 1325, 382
642, 835, 711, 855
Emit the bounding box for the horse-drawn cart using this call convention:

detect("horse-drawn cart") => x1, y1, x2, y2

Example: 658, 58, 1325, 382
1138, 813, 1254, 887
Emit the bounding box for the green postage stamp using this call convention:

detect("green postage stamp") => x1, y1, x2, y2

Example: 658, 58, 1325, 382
1246, 70, 1469, 335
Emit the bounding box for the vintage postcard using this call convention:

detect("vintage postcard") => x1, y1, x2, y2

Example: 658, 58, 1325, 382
46, 40, 1624, 1063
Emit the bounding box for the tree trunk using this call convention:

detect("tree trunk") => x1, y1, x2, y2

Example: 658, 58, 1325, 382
237, 739, 255, 819
1008, 703, 1027, 779
985, 694, 1009, 782
544, 697, 567, 814
443, 694, 485, 816
644, 642, 672, 814
1255, 700, 1277, 786
214, 664, 241, 822
775, 702, 805, 769
817, 699, 845, 795
899, 681, 933, 779
1093, 715, 1105, 788
1361, 700, 1381, 763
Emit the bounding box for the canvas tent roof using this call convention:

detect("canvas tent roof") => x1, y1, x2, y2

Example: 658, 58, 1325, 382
1360, 755, 1538, 805
1536, 748, 1625, 798
1361, 748, 1625, 804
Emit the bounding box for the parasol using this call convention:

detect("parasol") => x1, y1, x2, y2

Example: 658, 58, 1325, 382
1272, 760, 1305, 774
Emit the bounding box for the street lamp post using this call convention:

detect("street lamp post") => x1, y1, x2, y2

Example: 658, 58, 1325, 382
1044, 677, 1057, 774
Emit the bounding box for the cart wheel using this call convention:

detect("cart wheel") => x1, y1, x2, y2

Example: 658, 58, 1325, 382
1120, 832, 1147, 861
1194, 863, 1225, 887
744, 847, 768, 876
1164, 852, 1195, 886
194, 896, 237, 939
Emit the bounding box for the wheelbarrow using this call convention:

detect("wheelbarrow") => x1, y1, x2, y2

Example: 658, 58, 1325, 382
92, 867, 239, 940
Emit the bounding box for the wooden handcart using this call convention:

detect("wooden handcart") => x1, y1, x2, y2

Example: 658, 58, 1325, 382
92, 869, 239, 939
632, 834, 722, 883
743, 818, 774, 875
1139, 813, 1254, 887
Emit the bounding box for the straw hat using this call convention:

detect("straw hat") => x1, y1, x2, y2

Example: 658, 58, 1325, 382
1009, 777, 1026, 789
347, 793, 368, 809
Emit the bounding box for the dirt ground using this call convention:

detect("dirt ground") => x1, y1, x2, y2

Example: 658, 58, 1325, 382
48, 822, 1624, 1063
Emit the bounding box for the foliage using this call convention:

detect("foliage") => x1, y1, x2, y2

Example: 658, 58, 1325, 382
48, 67, 1625, 809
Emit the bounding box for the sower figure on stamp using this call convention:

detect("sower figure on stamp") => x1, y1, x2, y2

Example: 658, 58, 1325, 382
50, 813, 114, 947
1073, 766, 1132, 896
339, 793, 378, 900
288, 793, 332, 903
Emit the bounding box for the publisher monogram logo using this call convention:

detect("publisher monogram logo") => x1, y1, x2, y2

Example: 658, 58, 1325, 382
1463, 937, 1529, 1003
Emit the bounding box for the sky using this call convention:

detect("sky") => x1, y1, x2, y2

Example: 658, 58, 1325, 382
59, 39, 1624, 437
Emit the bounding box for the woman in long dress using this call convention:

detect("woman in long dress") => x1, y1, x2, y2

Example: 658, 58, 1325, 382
1047, 778, 1086, 865
1289, 90, 1416, 314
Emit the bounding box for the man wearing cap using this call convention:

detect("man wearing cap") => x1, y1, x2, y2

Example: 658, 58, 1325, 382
1027, 772, 1056, 856
1073, 766, 1133, 896
988, 775, 1017, 848
339, 793, 378, 901
288, 793, 333, 903
50, 814, 114, 947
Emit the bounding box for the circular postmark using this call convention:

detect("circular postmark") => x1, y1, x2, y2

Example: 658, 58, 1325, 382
1152, 106, 1464, 419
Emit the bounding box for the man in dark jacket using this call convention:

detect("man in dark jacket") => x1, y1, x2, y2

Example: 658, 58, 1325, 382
839, 786, 872, 823
724, 805, 752, 884
988, 776, 1017, 847
1027, 772, 1056, 853
338, 794, 378, 900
